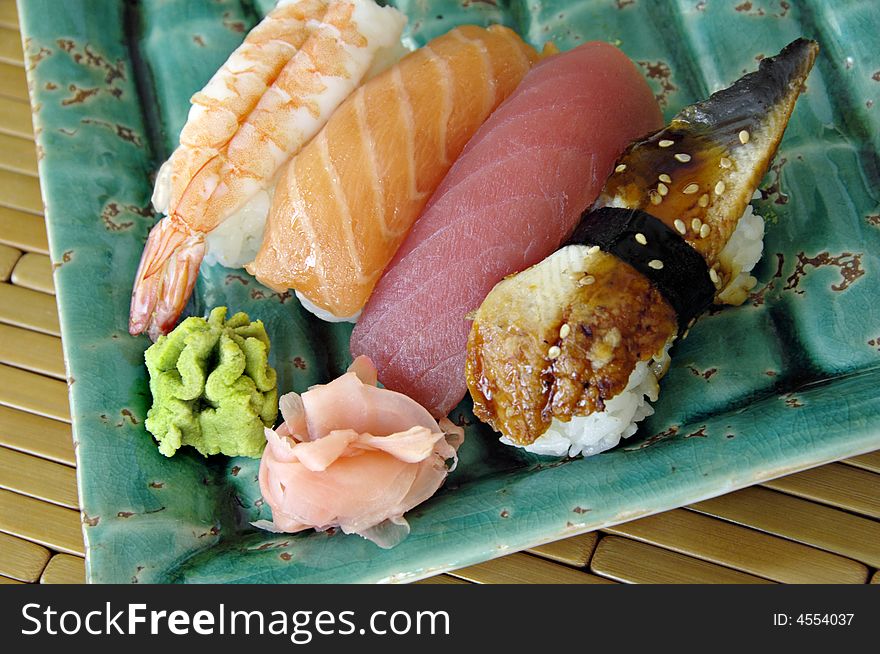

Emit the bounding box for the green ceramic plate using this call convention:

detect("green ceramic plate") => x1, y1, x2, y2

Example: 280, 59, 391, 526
19, 0, 880, 583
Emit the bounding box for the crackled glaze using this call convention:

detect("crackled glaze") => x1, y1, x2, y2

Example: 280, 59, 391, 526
19, 0, 880, 583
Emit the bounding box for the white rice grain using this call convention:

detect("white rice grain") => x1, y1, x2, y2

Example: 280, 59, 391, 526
204, 188, 273, 268
295, 290, 361, 323
716, 202, 765, 305
503, 341, 674, 458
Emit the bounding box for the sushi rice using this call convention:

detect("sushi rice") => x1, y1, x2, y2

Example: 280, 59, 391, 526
204, 188, 274, 268
295, 291, 362, 323
717, 198, 765, 305
152, 160, 275, 269
508, 203, 764, 458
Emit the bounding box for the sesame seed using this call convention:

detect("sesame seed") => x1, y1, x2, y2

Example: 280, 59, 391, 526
715, 180, 726, 195
739, 130, 750, 144
580, 275, 596, 286
548, 346, 561, 360
657, 182, 669, 196
648, 259, 664, 270
674, 219, 686, 234
559, 323, 571, 339
720, 157, 732, 169
698, 193, 710, 207
587, 245, 600, 255
635, 232, 647, 245
615, 163, 627, 173
691, 218, 702, 231
683, 183, 699, 195
658, 139, 674, 148
674, 153, 692, 163
650, 192, 663, 205
659, 174, 672, 184
709, 268, 720, 285
700, 224, 710, 238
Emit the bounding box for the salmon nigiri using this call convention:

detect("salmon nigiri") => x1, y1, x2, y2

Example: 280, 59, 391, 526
246, 25, 540, 320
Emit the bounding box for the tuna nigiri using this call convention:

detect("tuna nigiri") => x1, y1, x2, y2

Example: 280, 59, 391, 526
246, 25, 540, 320
466, 39, 819, 457
350, 42, 663, 417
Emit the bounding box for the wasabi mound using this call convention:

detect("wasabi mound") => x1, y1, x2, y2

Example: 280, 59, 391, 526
144, 307, 278, 458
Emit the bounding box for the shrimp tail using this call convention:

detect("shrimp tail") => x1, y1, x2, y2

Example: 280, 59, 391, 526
129, 216, 206, 341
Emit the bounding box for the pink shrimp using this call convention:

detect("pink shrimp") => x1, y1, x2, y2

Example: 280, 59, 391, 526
129, 0, 406, 339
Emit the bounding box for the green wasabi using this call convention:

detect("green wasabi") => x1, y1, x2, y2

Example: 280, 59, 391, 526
144, 307, 278, 458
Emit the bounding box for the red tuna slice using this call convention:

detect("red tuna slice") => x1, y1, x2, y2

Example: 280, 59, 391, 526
350, 42, 664, 417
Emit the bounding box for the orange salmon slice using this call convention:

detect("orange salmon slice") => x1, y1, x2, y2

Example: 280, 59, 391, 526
247, 25, 539, 319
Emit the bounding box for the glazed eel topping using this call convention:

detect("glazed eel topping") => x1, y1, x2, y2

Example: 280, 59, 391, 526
466, 38, 819, 447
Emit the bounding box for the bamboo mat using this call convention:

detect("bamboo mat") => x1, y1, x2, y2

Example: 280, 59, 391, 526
1, 4, 879, 585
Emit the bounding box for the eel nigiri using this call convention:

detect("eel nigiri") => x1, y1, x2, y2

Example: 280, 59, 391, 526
130, 0, 406, 339
246, 25, 540, 321
466, 38, 819, 457
351, 42, 664, 417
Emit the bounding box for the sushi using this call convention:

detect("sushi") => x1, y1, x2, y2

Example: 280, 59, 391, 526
465, 38, 819, 457
350, 41, 664, 417
129, 0, 406, 340
245, 25, 540, 321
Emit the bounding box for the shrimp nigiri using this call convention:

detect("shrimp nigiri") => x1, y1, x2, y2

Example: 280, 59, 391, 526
129, 0, 406, 340
466, 38, 818, 457
246, 25, 540, 321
